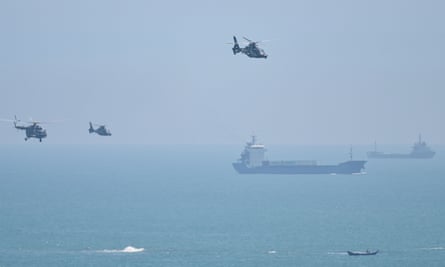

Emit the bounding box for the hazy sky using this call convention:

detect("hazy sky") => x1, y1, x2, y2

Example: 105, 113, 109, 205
0, 0, 444, 144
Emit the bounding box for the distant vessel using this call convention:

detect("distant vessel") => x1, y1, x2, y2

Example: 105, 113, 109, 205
347, 250, 379, 256
232, 136, 366, 175
367, 135, 435, 159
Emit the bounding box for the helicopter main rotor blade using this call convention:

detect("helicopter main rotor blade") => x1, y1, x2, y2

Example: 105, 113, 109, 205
23, 119, 64, 124
243, 37, 253, 43
1, 116, 64, 124
0, 118, 17, 122
242, 37, 271, 44
92, 123, 107, 127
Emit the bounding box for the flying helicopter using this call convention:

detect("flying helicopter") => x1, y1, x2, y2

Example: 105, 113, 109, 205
229, 36, 268, 59
0, 116, 48, 142
89, 122, 112, 136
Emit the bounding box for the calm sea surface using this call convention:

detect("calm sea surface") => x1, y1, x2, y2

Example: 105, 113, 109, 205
0, 144, 444, 267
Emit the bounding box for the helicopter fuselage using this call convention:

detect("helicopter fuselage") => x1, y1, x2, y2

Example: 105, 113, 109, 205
241, 44, 267, 58
93, 126, 112, 136
15, 123, 47, 141
89, 122, 112, 136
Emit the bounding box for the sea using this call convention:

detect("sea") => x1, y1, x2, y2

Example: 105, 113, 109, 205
0, 144, 444, 267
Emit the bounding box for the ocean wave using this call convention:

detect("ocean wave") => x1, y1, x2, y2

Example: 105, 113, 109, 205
267, 250, 277, 254
100, 246, 145, 253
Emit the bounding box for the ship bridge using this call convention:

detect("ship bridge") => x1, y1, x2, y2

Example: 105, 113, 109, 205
246, 141, 266, 168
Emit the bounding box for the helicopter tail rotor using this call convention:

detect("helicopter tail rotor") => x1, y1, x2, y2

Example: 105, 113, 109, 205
89, 122, 94, 133
232, 36, 242, 55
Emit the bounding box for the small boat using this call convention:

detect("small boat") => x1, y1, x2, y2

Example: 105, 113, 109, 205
347, 250, 379, 256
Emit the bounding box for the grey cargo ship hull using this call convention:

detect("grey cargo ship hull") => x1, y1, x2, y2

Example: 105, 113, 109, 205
367, 151, 435, 159
233, 160, 366, 174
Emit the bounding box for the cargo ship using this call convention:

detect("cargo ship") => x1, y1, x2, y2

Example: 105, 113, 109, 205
232, 136, 366, 174
367, 135, 435, 159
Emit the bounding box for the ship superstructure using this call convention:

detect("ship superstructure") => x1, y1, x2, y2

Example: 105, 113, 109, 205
233, 136, 366, 174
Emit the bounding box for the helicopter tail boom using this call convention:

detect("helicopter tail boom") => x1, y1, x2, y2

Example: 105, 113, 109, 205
12, 115, 26, 130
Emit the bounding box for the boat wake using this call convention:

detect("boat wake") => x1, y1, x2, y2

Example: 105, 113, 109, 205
419, 247, 445, 251
327, 251, 348, 255
99, 246, 145, 253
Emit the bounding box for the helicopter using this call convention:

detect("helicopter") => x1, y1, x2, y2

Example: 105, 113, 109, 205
230, 36, 268, 59
0, 116, 48, 142
89, 122, 112, 136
